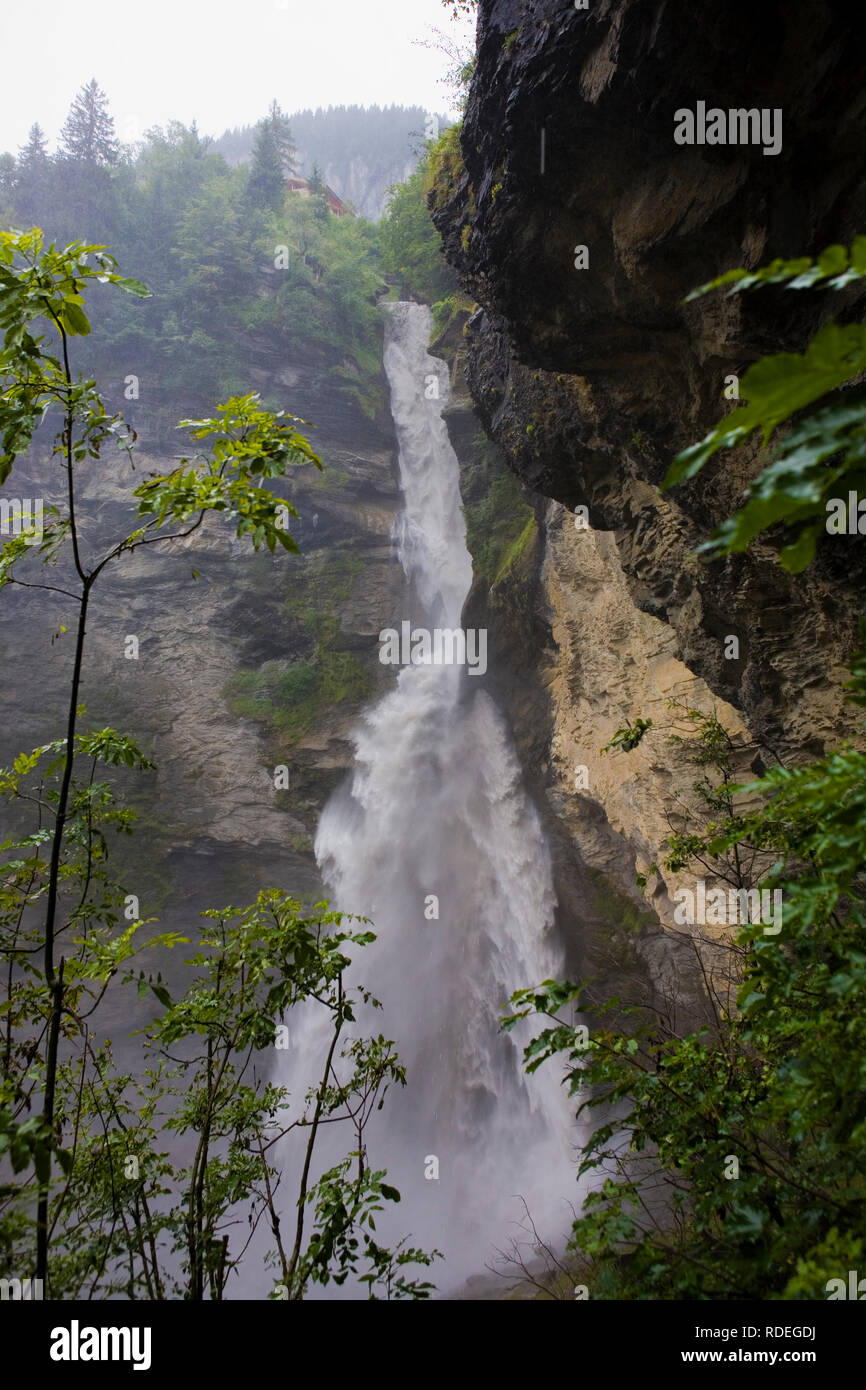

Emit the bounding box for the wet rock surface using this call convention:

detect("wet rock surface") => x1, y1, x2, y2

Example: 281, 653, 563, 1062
435, 0, 866, 759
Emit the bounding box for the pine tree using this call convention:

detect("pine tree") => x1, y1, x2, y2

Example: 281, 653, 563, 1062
0, 153, 16, 206
188, 119, 211, 155
17, 123, 49, 172
247, 120, 285, 210
60, 80, 119, 165
15, 123, 52, 227
247, 101, 297, 211
267, 100, 297, 175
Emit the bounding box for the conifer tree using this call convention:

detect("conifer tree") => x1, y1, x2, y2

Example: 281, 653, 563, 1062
60, 80, 119, 165
0, 153, 15, 207
17, 122, 49, 171
15, 122, 52, 226
247, 120, 285, 210
247, 101, 297, 210
267, 99, 298, 175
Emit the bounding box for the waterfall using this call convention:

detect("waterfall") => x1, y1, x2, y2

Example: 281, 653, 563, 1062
310, 302, 577, 1289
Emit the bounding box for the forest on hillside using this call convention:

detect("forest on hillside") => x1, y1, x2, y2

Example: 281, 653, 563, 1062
0, 88, 456, 441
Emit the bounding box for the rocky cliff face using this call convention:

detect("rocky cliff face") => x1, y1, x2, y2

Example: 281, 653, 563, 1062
316, 155, 418, 222
445, 364, 715, 1024
0, 325, 404, 1027
433, 0, 866, 995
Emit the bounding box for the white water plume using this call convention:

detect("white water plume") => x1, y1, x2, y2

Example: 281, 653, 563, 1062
299, 302, 578, 1290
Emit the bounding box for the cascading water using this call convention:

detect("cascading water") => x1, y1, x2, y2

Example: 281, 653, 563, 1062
306, 302, 578, 1288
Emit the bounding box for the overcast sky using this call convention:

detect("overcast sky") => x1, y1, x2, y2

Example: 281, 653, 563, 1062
0, 0, 475, 153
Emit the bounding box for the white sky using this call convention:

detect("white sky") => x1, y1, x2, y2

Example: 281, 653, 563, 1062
0, 0, 475, 152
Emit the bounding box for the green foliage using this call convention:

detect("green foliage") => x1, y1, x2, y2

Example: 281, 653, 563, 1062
251, 549, 372, 740
259, 197, 387, 417
426, 123, 467, 212
0, 228, 148, 482
601, 718, 653, 754
663, 238, 866, 572
3, 880, 437, 1299
298, 1151, 440, 1299
136, 393, 319, 555
463, 445, 534, 586
213, 105, 442, 220
683, 239, 866, 301
18, 124, 49, 171
380, 142, 459, 304
265, 100, 298, 175
431, 291, 472, 336
571, 257, 866, 1293
248, 106, 292, 211
59, 80, 119, 167
492, 514, 536, 584
509, 671, 866, 1299
225, 648, 370, 744
2, 104, 390, 436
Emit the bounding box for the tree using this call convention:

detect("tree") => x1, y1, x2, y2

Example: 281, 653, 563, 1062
17, 123, 49, 173
13, 125, 52, 227
381, 139, 459, 303
247, 101, 299, 211
247, 119, 286, 212
60, 80, 119, 166
415, 27, 476, 109
0, 154, 16, 208
267, 99, 298, 175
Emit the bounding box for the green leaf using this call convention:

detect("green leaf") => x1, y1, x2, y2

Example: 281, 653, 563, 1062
110, 275, 151, 298
778, 525, 819, 573
59, 300, 91, 336
682, 240, 866, 302
728, 1205, 766, 1241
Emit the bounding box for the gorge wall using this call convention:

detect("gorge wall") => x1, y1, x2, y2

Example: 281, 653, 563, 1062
0, 327, 405, 1033
431, 0, 866, 988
